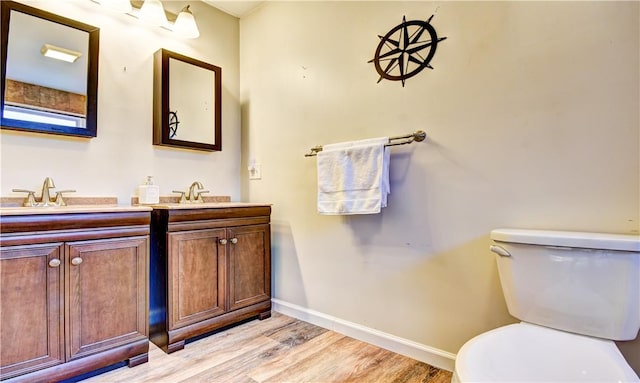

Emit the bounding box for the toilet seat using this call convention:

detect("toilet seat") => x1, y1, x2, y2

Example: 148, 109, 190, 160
453, 322, 640, 383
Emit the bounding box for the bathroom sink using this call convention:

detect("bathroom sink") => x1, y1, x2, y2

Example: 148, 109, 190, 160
0, 205, 152, 216
152, 202, 270, 209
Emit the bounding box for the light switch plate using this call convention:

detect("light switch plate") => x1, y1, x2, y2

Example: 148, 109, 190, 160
249, 164, 262, 180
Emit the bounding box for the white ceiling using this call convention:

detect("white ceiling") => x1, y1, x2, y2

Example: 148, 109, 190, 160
202, 1, 264, 18
6, 10, 88, 94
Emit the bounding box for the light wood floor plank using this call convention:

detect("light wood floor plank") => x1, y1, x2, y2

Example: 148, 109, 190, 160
176, 321, 342, 382
80, 312, 452, 383
137, 314, 297, 382
247, 331, 346, 382
263, 320, 330, 346
150, 335, 280, 383
262, 336, 402, 383
175, 335, 290, 382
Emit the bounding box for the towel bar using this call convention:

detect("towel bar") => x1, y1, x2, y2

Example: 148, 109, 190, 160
304, 130, 426, 157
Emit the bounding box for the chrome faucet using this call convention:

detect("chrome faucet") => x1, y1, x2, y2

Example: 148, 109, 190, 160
173, 181, 209, 204
40, 177, 56, 206
12, 177, 75, 207
187, 181, 209, 203
188, 181, 202, 202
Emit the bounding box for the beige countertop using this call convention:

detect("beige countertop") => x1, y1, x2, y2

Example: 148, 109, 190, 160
0, 194, 269, 216
0, 205, 153, 216
151, 202, 271, 210
0, 203, 271, 216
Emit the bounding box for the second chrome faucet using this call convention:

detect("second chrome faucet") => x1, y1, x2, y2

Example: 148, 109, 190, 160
173, 181, 209, 204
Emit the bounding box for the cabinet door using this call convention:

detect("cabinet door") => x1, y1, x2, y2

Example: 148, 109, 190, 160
0, 244, 64, 379
66, 237, 148, 361
168, 229, 226, 329
228, 224, 271, 311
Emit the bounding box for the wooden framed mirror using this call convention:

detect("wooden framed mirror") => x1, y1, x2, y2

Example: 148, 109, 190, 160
153, 49, 221, 151
0, 1, 99, 138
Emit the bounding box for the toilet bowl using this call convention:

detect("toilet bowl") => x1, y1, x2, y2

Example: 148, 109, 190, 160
452, 229, 640, 383
452, 322, 639, 383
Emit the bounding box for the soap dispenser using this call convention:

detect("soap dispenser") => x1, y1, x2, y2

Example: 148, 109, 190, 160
138, 176, 159, 204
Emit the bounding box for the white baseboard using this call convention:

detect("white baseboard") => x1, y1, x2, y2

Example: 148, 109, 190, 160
271, 298, 456, 372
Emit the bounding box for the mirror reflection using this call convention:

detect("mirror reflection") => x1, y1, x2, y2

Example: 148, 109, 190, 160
168, 58, 215, 144
154, 49, 221, 151
1, 1, 99, 137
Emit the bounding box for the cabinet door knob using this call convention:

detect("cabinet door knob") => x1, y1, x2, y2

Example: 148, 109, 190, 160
48, 258, 61, 267
230, 237, 238, 244
71, 257, 83, 266
219, 239, 228, 245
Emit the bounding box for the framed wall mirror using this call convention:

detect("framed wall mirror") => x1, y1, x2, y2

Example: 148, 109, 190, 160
0, 1, 99, 138
153, 48, 221, 151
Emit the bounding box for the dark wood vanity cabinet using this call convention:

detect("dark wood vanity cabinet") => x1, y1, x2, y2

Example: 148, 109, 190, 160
0, 211, 150, 382
150, 205, 271, 353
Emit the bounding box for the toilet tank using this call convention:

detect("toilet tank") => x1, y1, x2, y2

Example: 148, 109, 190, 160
490, 228, 640, 341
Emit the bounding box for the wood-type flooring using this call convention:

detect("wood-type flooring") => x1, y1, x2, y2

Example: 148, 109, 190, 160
81, 312, 452, 383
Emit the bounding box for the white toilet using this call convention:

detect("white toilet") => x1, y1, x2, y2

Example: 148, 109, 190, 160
452, 228, 640, 383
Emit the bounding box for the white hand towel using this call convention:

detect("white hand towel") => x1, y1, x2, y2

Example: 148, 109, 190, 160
317, 137, 390, 215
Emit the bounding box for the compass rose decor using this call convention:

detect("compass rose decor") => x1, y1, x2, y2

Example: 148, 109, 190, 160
369, 15, 446, 87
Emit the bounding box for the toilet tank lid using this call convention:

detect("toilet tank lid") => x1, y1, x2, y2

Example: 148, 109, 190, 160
491, 229, 640, 252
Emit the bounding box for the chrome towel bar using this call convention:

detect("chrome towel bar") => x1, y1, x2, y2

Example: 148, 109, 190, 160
304, 130, 426, 157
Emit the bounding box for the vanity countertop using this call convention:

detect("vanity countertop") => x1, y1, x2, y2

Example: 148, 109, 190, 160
151, 202, 271, 210
0, 195, 269, 215
0, 205, 153, 216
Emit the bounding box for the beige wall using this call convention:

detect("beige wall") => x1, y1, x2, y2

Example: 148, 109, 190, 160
2, 0, 638, 375
240, 0, 639, 368
1, 0, 241, 203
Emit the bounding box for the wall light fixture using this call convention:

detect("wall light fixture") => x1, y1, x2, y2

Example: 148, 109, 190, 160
172, 5, 199, 39
95, 0, 131, 13
138, 0, 167, 26
93, 0, 200, 39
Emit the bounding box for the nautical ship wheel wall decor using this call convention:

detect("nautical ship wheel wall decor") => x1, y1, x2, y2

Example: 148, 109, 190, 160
168, 110, 180, 139
369, 15, 446, 87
